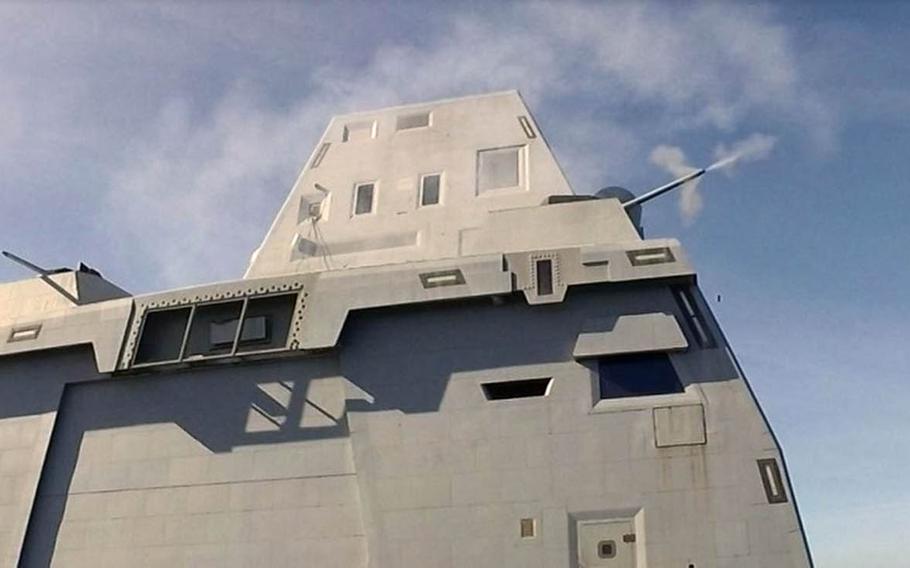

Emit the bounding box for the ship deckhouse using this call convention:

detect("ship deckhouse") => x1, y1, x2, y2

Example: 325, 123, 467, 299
0, 92, 812, 568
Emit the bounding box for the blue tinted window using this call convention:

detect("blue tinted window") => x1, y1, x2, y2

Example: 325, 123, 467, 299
598, 353, 683, 399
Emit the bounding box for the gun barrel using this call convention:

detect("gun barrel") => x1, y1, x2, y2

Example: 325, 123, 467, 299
1, 250, 50, 276
624, 168, 706, 209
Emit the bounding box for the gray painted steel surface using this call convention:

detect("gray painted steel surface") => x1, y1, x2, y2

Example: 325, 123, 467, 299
0, 92, 812, 567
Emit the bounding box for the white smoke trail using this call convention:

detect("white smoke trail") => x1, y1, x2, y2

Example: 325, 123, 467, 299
708, 133, 777, 172
649, 144, 703, 224
649, 133, 777, 224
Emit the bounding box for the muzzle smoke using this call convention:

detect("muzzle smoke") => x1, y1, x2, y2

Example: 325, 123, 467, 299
649, 133, 777, 224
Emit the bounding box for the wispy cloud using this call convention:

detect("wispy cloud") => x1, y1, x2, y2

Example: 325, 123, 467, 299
1, 1, 834, 289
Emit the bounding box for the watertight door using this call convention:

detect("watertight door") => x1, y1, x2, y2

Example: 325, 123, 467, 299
577, 519, 636, 568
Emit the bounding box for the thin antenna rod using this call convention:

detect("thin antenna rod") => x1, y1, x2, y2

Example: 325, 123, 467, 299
624, 168, 706, 209
2, 250, 80, 305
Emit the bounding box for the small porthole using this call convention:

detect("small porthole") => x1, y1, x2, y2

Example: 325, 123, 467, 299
598, 540, 616, 559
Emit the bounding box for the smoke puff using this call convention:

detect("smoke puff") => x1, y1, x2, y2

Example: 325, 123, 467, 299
650, 145, 697, 177
649, 144, 703, 224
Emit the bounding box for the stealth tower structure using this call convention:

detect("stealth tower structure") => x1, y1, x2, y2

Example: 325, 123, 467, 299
0, 92, 812, 567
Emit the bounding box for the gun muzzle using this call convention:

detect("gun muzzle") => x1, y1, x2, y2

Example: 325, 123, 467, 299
623, 168, 706, 209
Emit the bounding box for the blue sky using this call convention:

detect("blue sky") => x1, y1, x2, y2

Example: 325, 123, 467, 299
1, 2, 908, 565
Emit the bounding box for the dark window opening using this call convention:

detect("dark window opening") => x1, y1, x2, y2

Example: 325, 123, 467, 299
598, 353, 683, 399
520, 518, 536, 538
627, 247, 675, 266
672, 286, 717, 349
310, 142, 330, 169
482, 377, 552, 401
420, 174, 441, 206
236, 294, 296, 353
134, 307, 191, 364
185, 300, 244, 358
132, 293, 298, 367
397, 112, 431, 130
536, 259, 554, 295
354, 183, 374, 215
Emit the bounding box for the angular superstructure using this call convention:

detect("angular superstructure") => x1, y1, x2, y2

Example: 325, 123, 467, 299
0, 92, 812, 567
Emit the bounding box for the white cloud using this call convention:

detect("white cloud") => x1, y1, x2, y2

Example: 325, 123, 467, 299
0, 1, 835, 289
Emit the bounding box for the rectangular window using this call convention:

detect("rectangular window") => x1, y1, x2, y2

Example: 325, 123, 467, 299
420, 173, 441, 206
520, 518, 536, 539
517, 115, 537, 139
397, 111, 431, 131
7, 324, 41, 343
134, 307, 192, 365
353, 183, 375, 215
535, 259, 554, 296
419, 269, 465, 289
598, 353, 683, 399
343, 120, 376, 142
185, 300, 244, 358
477, 146, 523, 193
627, 247, 675, 266
236, 294, 296, 353
757, 458, 789, 504
310, 142, 330, 169
482, 377, 552, 400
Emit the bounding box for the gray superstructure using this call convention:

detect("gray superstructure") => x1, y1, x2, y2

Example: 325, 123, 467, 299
0, 91, 812, 567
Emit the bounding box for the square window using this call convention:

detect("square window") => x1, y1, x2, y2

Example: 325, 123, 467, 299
420, 173, 442, 206
477, 146, 523, 193
598, 353, 683, 399
397, 111, 431, 130
353, 183, 375, 215
343, 121, 376, 142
